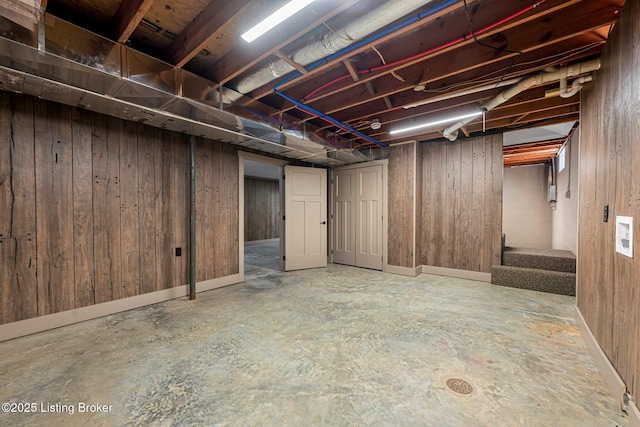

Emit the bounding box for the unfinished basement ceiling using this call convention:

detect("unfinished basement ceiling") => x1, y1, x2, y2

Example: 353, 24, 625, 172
0, 0, 626, 162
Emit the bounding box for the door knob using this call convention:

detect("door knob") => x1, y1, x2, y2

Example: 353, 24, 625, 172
320, 221, 327, 225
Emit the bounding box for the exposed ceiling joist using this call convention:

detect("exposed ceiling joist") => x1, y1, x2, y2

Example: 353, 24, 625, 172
166, 0, 252, 67
113, 0, 155, 43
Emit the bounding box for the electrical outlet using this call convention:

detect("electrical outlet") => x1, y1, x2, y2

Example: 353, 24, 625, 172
175, 247, 182, 257
603, 205, 609, 222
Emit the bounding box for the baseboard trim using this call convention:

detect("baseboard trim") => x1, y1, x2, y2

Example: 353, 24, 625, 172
631, 400, 640, 427
245, 238, 279, 246
574, 306, 627, 411
422, 265, 491, 283
386, 264, 422, 277
0, 274, 242, 342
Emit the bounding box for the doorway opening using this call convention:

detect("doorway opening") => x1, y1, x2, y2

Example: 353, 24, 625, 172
240, 154, 286, 279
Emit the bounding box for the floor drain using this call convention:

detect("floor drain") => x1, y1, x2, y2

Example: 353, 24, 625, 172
446, 378, 473, 394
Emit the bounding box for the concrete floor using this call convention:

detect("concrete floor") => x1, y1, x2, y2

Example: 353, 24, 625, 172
0, 242, 628, 426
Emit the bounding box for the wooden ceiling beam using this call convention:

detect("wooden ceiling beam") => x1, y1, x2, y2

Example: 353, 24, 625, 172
311, 32, 602, 130
251, 0, 602, 102
166, 0, 253, 68
343, 60, 360, 82
113, 0, 156, 44
247, 0, 463, 99
274, 51, 309, 75
211, 0, 361, 84
299, 3, 619, 118
379, 104, 579, 144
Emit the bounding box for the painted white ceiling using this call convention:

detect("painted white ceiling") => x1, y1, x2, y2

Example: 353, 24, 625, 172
503, 121, 576, 146
244, 159, 282, 180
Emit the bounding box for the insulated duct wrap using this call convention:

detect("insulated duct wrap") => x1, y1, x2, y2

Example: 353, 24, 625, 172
235, 0, 436, 94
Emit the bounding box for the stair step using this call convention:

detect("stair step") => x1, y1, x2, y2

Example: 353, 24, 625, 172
503, 247, 576, 273
491, 265, 576, 296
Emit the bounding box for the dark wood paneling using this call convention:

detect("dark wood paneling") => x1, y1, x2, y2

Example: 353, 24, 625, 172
0, 92, 240, 325
414, 143, 423, 266
0, 94, 38, 323
156, 130, 176, 290
119, 120, 140, 299
578, 0, 639, 400
173, 134, 190, 287
92, 113, 122, 304
72, 108, 96, 308
376, 144, 415, 268
420, 135, 502, 273
195, 139, 240, 282
35, 101, 75, 315
244, 177, 280, 242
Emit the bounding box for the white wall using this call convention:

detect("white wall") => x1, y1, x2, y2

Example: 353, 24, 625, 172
551, 128, 579, 254
503, 164, 553, 249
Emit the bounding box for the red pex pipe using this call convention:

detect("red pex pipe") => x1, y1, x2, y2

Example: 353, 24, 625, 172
301, 0, 546, 102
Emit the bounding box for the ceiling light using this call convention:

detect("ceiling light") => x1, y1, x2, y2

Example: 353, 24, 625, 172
241, 0, 316, 43
388, 111, 483, 135
370, 119, 381, 130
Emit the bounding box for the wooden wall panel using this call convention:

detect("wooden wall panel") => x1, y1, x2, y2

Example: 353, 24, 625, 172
0, 94, 37, 323
92, 113, 122, 304
244, 177, 280, 242
35, 102, 75, 315
420, 135, 502, 273
414, 143, 423, 266
173, 134, 190, 287
195, 139, 240, 282
376, 144, 415, 268
119, 120, 140, 299
578, 0, 639, 400
72, 109, 96, 308
0, 92, 240, 325
156, 129, 176, 291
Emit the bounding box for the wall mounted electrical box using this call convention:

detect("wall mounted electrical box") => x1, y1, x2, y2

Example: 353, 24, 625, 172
615, 216, 633, 258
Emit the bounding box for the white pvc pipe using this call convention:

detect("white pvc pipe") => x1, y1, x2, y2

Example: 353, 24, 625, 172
442, 58, 601, 141
403, 77, 524, 109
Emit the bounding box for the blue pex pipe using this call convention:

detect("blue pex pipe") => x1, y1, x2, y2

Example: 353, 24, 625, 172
273, 89, 387, 147
269, 0, 459, 146
272, 0, 459, 90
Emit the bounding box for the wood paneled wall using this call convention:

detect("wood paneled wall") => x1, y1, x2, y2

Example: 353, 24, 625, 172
578, 0, 639, 400
374, 144, 415, 268
244, 177, 280, 242
0, 92, 239, 325
420, 135, 503, 273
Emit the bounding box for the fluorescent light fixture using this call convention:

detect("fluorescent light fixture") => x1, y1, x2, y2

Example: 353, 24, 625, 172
241, 0, 316, 43
388, 111, 483, 135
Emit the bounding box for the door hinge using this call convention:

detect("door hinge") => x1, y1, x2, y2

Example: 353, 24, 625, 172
331, 214, 334, 219
283, 256, 286, 261
283, 215, 285, 221
283, 174, 285, 180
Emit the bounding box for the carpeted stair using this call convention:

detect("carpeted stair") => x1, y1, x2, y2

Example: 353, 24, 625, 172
491, 247, 576, 296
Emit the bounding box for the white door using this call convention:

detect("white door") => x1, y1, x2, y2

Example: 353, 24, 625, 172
284, 166, 327, 271
356, 165, 383, 270
333, 169, 356, 265
331, 164, 384, 270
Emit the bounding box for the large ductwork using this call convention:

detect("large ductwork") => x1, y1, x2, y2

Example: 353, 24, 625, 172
235, 0, 437, 94
442, 58, 601, 141
0, 13, 369, 166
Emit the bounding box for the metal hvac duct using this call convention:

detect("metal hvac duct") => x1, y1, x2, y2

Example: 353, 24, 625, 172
0, 14, 368, 166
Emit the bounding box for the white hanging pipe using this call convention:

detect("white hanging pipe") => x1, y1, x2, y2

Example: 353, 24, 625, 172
442, 58, 601, 141
235, 0, 437, 94
403, 77, 524, 109
559, 75, 592, 98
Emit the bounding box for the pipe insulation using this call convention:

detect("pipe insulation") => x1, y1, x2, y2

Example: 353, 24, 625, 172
442, 58, 601, 141
236, 0, 438, 94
